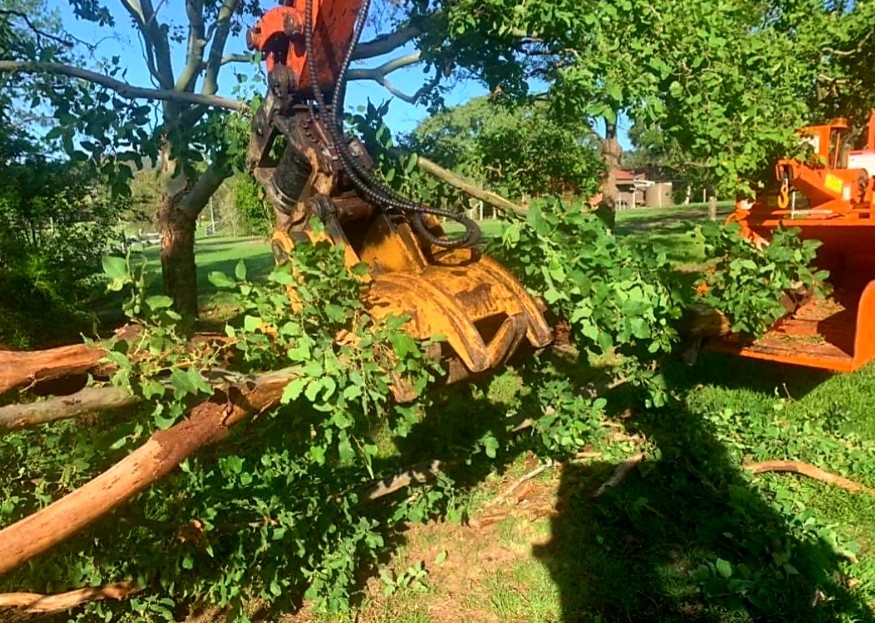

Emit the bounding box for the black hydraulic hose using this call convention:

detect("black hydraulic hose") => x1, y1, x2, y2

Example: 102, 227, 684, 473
302, 0, 480, 249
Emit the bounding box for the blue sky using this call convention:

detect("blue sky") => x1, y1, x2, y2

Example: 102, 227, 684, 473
53, 0, 487, 135
51, 1, 630, 147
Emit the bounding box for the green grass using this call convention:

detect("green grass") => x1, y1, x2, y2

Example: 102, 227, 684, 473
443, 218, 506, 239
136, 235, 273, 316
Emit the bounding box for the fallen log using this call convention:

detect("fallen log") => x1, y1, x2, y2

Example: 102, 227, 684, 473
0, 582, 139, 614
0, 366, 298, 577
0, 327, 233, 399
0, 342, 107, 397
0, 386, 140, 430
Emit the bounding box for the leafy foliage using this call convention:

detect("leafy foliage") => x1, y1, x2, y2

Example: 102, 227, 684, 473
229, 174, 273, 237
695, 222, 830, 337
496, 202, 686, 406
406, 96, 604, 199
0, 157, 127, 347
0, 227, 447, 620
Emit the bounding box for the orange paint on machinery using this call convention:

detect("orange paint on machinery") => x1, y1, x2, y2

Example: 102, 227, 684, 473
718, 112, 875, 371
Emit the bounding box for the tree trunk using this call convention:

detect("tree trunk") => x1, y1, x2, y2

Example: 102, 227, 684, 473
158, 194, 199, 318
597, 119, 623, 229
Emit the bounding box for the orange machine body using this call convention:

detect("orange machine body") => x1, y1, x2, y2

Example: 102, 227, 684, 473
246, 0, 360, 93
717, 112, 875, 371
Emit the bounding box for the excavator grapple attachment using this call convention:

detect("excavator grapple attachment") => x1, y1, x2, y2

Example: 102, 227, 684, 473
271, 210, 552, 382
716, 113, 875, 371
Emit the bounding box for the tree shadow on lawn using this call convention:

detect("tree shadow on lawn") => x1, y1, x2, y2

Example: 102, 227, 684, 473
534, 390, 872, 622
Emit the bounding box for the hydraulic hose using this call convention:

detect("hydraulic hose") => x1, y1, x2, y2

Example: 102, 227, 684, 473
302, 0, 480, 249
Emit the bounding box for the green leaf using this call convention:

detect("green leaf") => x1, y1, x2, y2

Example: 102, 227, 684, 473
142, 379, 165, 400
715, 558, 733, 579
305, 379, 323, 403
171, 369, 198, 396
145, 295, 173, 311
243, 315, 262, 332
282, 378, 307, 403
235, 260, 247, 281
188, 369, 213, 394
338, 433, 355, 462
208, 271, 236, 289
102, 256, 127, 280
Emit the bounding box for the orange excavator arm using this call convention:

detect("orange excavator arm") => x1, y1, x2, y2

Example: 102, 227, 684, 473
246, 0, 361, 94
241, 0, 552, 387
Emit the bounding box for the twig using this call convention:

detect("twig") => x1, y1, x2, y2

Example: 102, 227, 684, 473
744, 460, 875, 497
0, 582, 138, 614
593, 453, 645, 497
0, 9, 73, 48
488, 463, 550, 507
359, 460, 444, 502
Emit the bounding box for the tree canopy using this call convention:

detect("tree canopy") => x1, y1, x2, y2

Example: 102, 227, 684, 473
405, 96, 604, 199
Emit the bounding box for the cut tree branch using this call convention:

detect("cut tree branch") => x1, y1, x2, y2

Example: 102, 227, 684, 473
0, 342, 106, 396
411, 153, 528, 217
0, 386, 140, 430
0, 582, 139, 614
745, 460, 875, 497
359, 460, 444, 502
0, 62, 247, 112
593, 453, 645, 497
0, 366, 299, 576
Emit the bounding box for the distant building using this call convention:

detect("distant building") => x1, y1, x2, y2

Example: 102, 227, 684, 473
587, 169, 678, 210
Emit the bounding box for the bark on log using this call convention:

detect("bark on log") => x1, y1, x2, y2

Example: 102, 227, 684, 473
0, 329, 231, 401
0, 386, 141, 430
0, 343, 106, 397
0, 367, 297, 577
0, 582, 139, 614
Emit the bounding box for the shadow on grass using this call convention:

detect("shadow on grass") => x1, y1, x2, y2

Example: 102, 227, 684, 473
676, 351, 831, 401
534, 384, 872, 623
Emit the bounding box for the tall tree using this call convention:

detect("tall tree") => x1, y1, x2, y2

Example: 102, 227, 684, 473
3, 0, 873, 317
406, 96, 603, 199
0, 0, 443, 315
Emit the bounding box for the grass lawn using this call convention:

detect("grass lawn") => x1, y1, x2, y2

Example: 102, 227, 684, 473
131, 235, 273, 319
